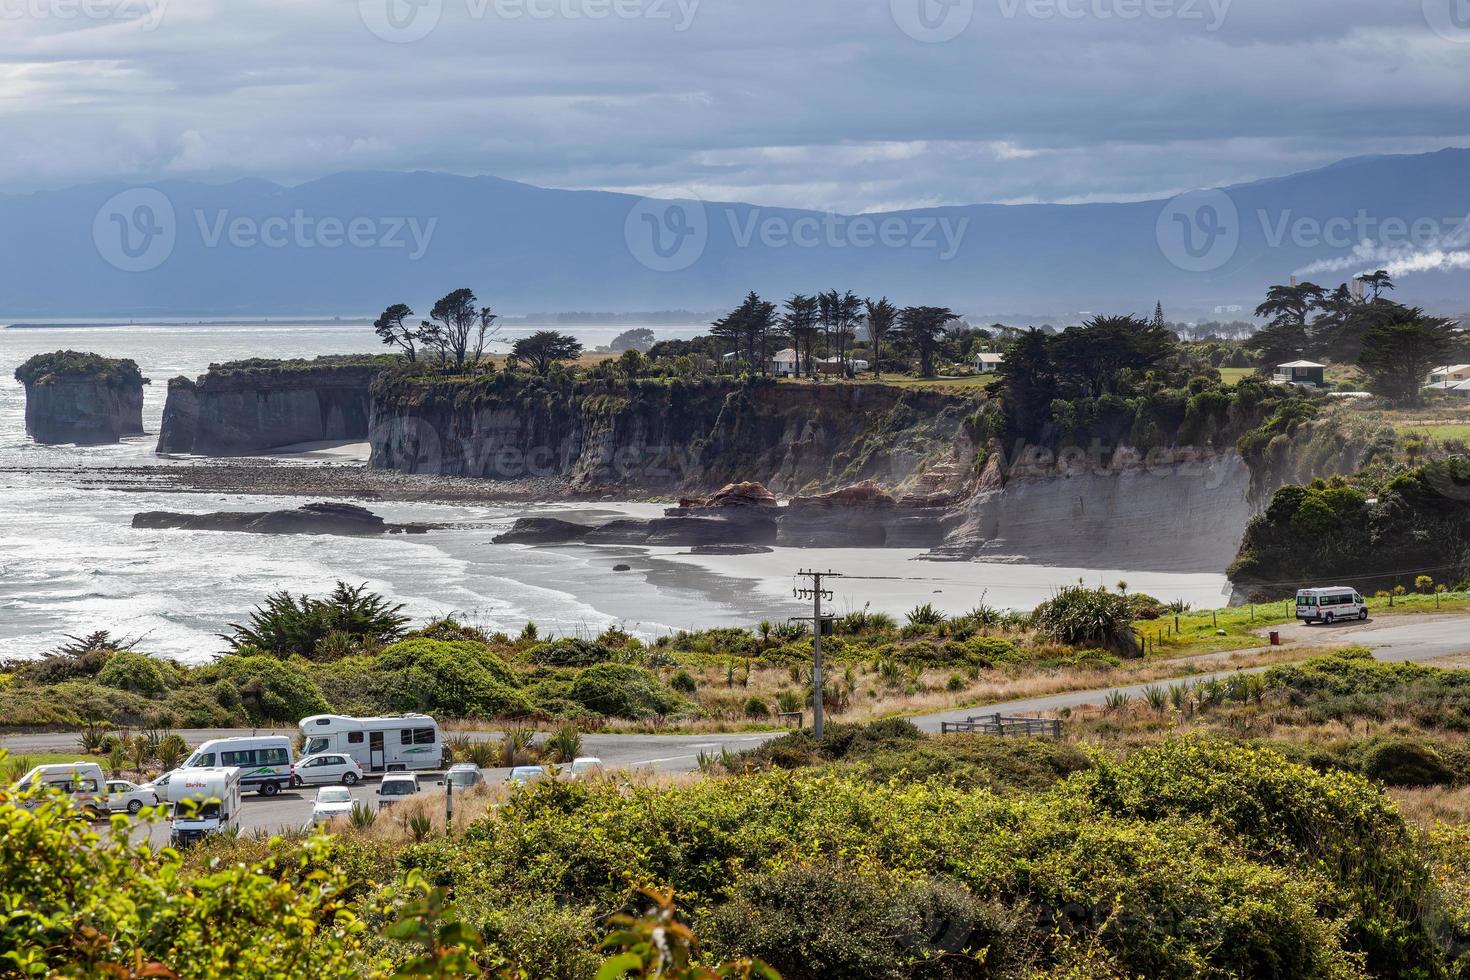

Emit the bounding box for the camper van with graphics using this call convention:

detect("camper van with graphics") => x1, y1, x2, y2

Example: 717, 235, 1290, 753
298, 714, 443, 773
182, 736, 294, 796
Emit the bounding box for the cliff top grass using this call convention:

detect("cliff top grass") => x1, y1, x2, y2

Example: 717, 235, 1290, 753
204, 352, 401, 377
14, 350, 147, 388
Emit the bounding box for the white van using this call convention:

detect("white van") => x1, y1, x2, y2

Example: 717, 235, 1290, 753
166, 767, 242, 846
299, 714, 443, 774
182, 736, 294, 796
1296, 587, 1368, 624
13, 762, 110, 818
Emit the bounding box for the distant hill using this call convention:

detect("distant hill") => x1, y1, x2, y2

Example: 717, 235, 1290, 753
2, 149, 1468, 321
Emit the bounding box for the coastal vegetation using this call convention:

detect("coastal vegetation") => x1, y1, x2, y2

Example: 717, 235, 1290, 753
13, 350, 147, 389
12, 646, 1470, 976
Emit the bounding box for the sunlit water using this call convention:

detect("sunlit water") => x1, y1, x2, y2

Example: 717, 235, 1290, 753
0, 321, 1230, 662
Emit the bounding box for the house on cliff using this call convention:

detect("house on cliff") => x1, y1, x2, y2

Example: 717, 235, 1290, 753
1273, 360, 1326, 388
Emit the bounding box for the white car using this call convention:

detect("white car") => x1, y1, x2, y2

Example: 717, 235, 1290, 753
508, 766, 547, 786
106, 779, 160, 815
569, 757, 604, 778
445, 763, 484, 791
294, 752, 364, 787
375, 773, 419, 809
309, 786, 357, 826
140, 770, 179, 798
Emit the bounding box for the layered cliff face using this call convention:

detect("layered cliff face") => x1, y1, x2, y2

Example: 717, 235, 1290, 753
15, 351, 147, 445
158, 358, 387, 455
368, 376, 978, 496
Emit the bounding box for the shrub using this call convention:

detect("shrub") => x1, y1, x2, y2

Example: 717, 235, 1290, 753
373, 640, 532, 719
224, 581, 408, 658
669, 670, 699, 694
96, 651, 170, 697
1356, 736, 1456, 787
743, 696, 771, 719
1032, 587, 1138, 656
196, 655, 329, 725
905, 603, 945, 627
703, 861, 1034, 979
528, 638, 613, 668
545, 725, 583, 764
567, 664, 687, 720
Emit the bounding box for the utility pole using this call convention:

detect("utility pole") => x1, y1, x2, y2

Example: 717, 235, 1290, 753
794, 569, 839, 739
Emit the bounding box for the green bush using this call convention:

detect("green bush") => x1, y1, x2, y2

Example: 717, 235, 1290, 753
567, 664, 687, 720
96, 651, 171, 696
196, 655, 328, 725
669, 669, 699, 694
1031, 587, 1138, 656
703, 861, 1034, 979
373, 640, 532, 719
1356, 736, 1456, 787
528, 638, 614, 668
743, 696, 771, 719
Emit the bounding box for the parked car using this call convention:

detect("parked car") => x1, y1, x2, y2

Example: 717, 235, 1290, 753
309, 786, 358, 826
375, 773, 419, 809
445, 763, 484, 791
569, 757, 604, 778
140, 769, 178, 799
106, 779, 160, 814
1296, 587, 1369, 624
13, 762, 110, 818
294, 752, 364, 786
508, 766, 546, 786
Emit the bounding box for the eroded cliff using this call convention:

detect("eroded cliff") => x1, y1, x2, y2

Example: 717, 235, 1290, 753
15, 350, 147, 445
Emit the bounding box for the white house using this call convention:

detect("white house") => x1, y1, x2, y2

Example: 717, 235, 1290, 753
770, 348, 800, 377
1428, 364, 1470, 385
974, 352, 1005, 373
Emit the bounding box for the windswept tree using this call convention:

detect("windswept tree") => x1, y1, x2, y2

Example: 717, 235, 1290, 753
223, 581, 409, 659
423, 288, 499, 373
998, 327, 1057, 441
782, 294, 821, 378
1358, 269, 1395, 302
896, 306, 960, 378
864, 297, 898, 380
1255, 280, 1327, 329
512, 330, 584, 375
712, 292, 778, 375
1050, 314, 1175, 398
373, 303, 418, 362
1358, 306, 1460, 406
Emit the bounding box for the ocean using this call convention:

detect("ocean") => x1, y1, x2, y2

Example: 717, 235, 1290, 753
0, 322, 1231, 662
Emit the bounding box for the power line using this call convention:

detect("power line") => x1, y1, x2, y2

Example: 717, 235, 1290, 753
792, 569, 840, 739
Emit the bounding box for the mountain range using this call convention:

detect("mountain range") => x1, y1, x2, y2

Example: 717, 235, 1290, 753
3, 148, 1469, 322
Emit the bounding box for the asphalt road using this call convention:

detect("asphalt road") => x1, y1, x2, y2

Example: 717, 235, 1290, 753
9, 612, 1470, 842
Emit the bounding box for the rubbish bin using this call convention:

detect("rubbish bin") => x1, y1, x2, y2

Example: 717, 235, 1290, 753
1269, 631, 1281, 646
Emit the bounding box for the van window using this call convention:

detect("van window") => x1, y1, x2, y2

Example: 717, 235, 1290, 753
189, 753, 216, 767
306, 737, 330, 755
412, 728, 435, 745
348, 732, 363, 744
400, 729, 412, 746
263, 748, 289, 766
221, 749, 255, 766
1298, 596, 1316, 606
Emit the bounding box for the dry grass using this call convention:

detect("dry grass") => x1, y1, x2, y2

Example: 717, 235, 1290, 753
1391, 785, 1470, 829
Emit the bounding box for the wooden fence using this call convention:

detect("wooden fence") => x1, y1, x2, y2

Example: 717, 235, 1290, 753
940, 713, 1063, 739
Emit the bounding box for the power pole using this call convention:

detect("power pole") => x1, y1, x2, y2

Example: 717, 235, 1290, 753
794, 569, 839, 738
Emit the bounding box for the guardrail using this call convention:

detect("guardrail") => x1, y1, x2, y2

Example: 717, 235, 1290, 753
940, 713, 1063, 739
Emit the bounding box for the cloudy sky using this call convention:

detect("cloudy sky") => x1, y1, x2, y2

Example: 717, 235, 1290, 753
2, 0, 1468, 212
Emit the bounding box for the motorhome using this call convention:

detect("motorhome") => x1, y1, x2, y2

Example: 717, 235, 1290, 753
13, 762, 109, 817
298, 714, 443, 773
166, 767, 242, 846
182, 735, 294, 796
1296, 587, 1368, 624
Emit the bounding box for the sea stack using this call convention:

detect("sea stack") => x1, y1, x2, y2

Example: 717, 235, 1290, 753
14, 350, 148, 445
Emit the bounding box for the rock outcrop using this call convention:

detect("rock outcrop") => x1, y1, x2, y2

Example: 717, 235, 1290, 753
15, 351, 147, 445
157, 356, 389, 455
132, 502, 421, 536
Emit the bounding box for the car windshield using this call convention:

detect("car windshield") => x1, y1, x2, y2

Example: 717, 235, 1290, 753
380, 781, 415, 796
317, 788, 352, 803
447, 771, 478, 787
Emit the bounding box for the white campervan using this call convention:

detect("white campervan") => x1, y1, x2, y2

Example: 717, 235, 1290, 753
166, 767, 242, 846
299, 714, 443, 774
1296, 587, 1368, 624
13, 762, 110, 818
182, 735, 294, 796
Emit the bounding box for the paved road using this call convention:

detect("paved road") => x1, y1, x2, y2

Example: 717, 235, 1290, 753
10, 613, 1470, 840
913, 613, 1470, 732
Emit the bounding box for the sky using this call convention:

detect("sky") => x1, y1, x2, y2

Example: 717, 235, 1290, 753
2, 0, 1469, 213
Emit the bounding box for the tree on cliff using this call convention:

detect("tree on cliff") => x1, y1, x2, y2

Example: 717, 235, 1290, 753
1358, 307, 1460, 406
895, 306, 960, 378
864, 297, 897, 380
513, 330, 584, 375
826, 289, 863, 370
712, 292, 778, 375
782, 294, 821, 378
421, 288, 499, 373
373, 304, 418, 362
997, 327, 1056, 441
1050, 314, 1174, 399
